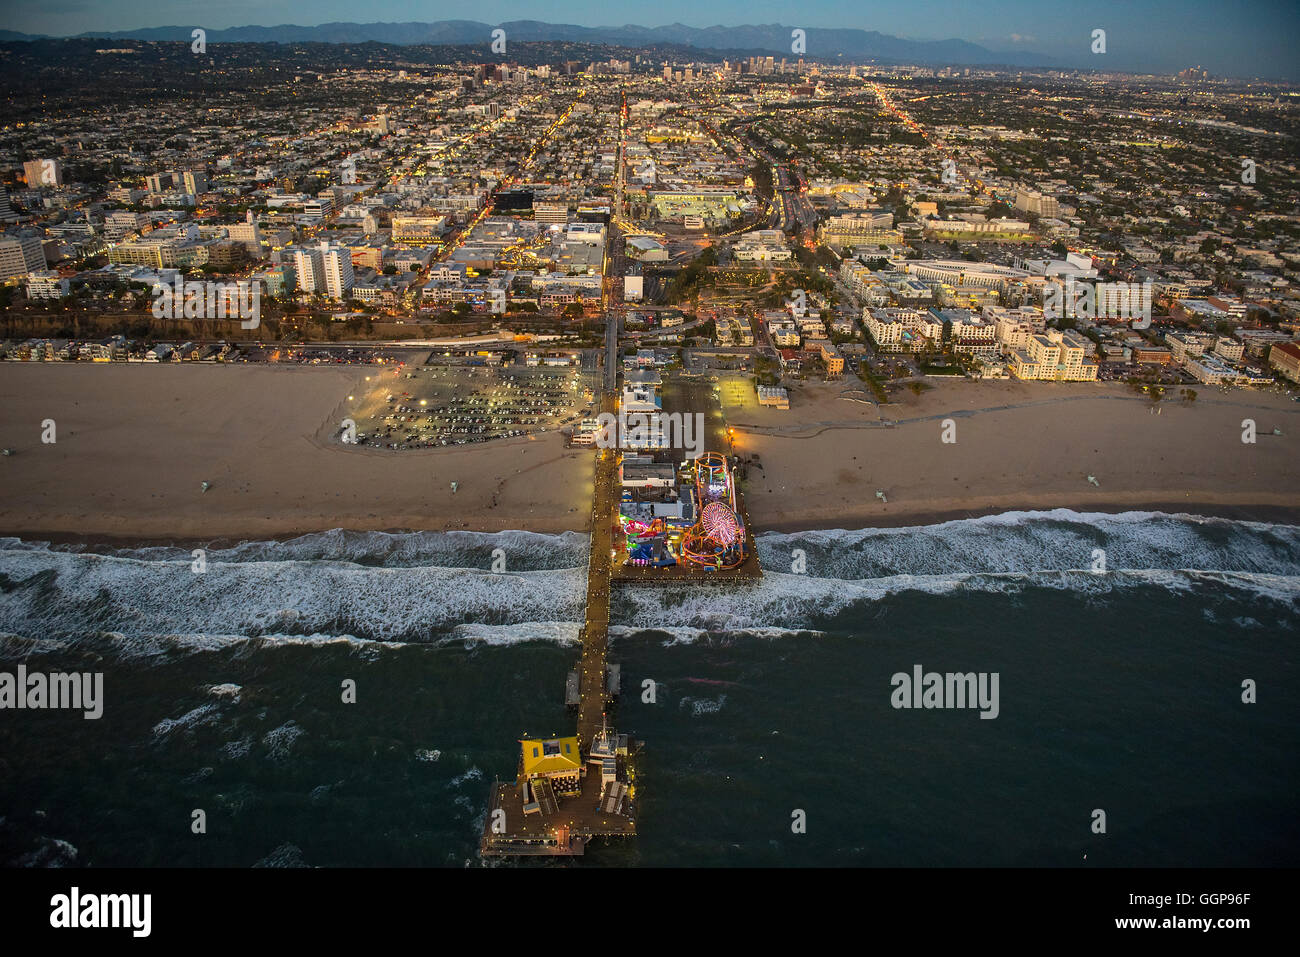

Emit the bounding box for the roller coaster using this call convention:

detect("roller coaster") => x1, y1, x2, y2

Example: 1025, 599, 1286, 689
680, 452, 748, 570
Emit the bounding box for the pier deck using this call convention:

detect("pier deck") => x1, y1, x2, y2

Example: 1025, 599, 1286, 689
481, 754, 637, 857
480, 378, 636, 858
577, 439, 619, 749
480, 313, 763, 858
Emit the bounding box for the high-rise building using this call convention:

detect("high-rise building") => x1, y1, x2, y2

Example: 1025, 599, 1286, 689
182, 170, 210, 195
294, 242, 353, 299
1013, 188, 1060, 219
0, 234, 48, 278
291, 246, 323, 293
321, 242, 354, 299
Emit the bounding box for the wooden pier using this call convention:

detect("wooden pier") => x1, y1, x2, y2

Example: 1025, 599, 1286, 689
481, 313, 762, 859
481, 383, 638, 858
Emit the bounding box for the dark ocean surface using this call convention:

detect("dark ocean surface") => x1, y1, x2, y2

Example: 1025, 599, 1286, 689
1, 510, 1296, 866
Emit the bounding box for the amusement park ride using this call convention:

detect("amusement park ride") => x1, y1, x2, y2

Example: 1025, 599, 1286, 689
621, 452, 749, 571
681, 453, 748, 570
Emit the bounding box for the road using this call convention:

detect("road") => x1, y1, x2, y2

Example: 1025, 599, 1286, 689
603, 308, 620, 393
578, 311, 622, 747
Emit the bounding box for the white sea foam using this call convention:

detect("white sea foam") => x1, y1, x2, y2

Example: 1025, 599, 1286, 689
33, 631, 405, 662
0, 542, 587, 643
152, 703, 220, 739
16, 837, 78, 868
609, 624, 823, 645
617, 567, 1298, 632
680, 694, 726, 715
757, 509, 1300, 583
220, 735, 253, 761
449, 620, 582, 646
1, 514, 1295, 648
0, 528, 589, 570
261, 721, 304, 761
252, 842, 309, 868
207, 683, 242, 702
416, 749, 442, 762
449, 767, 484, 788
0, 633, 69, 658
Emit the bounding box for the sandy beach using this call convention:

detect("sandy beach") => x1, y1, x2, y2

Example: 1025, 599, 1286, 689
728, 377, 1300, 532
1, 364, 1297, 544
0, 363, 593, 543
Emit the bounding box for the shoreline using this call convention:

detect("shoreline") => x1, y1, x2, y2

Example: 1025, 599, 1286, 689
4, 366, 1298, 549
5, 501, 1299, 550
755, 500, 1300, 534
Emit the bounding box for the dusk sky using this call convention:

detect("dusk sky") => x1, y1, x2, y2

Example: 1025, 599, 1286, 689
3, 0, 1298, 80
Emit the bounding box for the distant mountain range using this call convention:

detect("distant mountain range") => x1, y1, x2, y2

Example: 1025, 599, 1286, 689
0, 20, 1059, 69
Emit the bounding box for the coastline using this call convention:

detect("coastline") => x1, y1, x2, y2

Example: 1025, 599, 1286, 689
5, 501, 1299, 551
3, 365, 1299, 548
756, 500, 1300, 534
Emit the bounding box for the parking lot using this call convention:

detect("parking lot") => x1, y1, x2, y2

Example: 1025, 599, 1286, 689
345, 362, 591, 450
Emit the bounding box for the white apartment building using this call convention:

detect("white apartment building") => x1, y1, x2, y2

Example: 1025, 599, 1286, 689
565, 222, 606, 246
904, 259, 1030, 296
1008, 329, 1098, 381
225, 220, 263, 257
26, 270, 69, 298
622, 384, 661, 413
986, 306, 1046, 350
951, 316, 999, 356
1167, 332, 1213, 365
292, 242, 354, 299
863, 308, 938, 352
769, 320, 801, 347
534, 202, 568, 224
1186, 354, 1271, 387
1213, 336, 1244, 363
392, 215, 447, 243
104, 211, 150, 242
321, 245, 354, 299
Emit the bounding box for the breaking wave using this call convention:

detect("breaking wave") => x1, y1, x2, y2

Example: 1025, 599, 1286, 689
0, 513, 1295, 651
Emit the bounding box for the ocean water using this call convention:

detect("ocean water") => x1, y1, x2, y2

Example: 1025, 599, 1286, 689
0, 511, 1296, 867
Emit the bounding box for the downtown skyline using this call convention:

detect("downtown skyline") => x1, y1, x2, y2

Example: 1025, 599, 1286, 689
1, 1, 1297, 81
